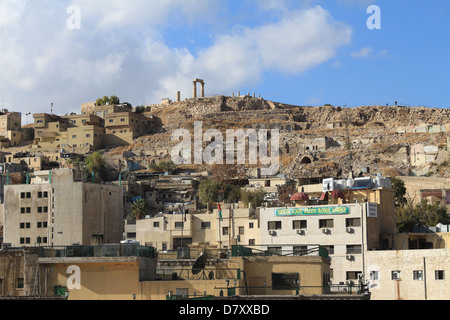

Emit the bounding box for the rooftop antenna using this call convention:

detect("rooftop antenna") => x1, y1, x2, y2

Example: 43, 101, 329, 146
51, 103, 54, 114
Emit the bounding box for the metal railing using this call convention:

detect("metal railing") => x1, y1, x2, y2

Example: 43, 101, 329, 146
158, 245, 329, 260
156, 267, 240, 281
214, 284, 368, 297
39, 244, 155, 258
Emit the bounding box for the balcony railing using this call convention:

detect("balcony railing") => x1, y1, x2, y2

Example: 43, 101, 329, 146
38, 244, 155, 258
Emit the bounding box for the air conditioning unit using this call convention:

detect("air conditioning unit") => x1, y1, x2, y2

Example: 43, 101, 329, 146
322, 228, 330, 235
346, 227, 354, 234
269, 230, 276, 236
346, 255, 354, 261
297, 229, 305, 236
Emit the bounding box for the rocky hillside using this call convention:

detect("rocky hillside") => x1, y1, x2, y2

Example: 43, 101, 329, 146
104, 95, 450, 180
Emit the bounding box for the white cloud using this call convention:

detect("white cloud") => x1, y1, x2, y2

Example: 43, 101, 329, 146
159, 6, 352, 98
0, 1, 352, 115
351, 47, 374, 59
350, 47, 388, 59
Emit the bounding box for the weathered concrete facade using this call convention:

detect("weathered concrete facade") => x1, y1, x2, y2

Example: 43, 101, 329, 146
1, 169, 124, 247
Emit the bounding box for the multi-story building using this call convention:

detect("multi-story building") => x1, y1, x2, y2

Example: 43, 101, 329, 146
0, 110, 23, 147
1, 168, 124, 247
259, 176, 396, 286
104, 111, 155, 146
367, 248, 450, 300
32, 104, 156, 151
35, 243, 335, 301
136, 205, 259, 251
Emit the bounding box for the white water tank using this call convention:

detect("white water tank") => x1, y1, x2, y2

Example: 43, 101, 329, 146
347, 179, 354, 188
336, 179, 347, 190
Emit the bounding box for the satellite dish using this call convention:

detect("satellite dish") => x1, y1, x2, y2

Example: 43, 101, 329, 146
192, 252, 208, 275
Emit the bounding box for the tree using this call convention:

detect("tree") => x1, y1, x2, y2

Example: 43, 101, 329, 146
198, 179, 222, 204
278, 184, 297, 205
397, 199, 449, 232
240, 188, 266, 209
391, 176, 407, 208
85, 151, 108, 182
130, 198, 149, 220
95, 95, 120, 106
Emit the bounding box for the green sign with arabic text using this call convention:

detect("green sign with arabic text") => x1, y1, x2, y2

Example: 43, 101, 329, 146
275, 206, 350, 216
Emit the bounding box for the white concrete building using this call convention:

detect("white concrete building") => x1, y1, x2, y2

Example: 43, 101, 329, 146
366, 249, 450, 300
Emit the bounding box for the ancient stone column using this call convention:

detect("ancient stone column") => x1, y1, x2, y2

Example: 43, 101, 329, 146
177, 91, 181, 102
201, 82, 205, 98
193, 81, 197, 99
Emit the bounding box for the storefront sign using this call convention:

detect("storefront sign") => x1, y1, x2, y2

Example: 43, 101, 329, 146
275, 206, 350, 216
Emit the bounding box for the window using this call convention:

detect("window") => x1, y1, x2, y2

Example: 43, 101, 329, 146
370, 271, 379, 281
38, 207, 43, 213
413, 270, 424, 280
20, 223, 25, 229
201, 222, 211, 229
272, 273, 299, 290
38, 192, 42, 198
21, 192, 25, 199
322, 245, 335, 255
319, 219, 334, 228
239, 227, 245, 235
268, 221, 282, 230
20, 207, 25, 214
249, 239, 255, 245
293, 220, 307, 229
153, 222, 160, 228
72, 135, 77, 139
249, 222, 254, 229
86, 134, 91, 138
392, 271, 401, 280
43, 191, 48, 198
162, 243, 167, 251
222, 227, 229, 236
26, 192, 31, 198
293, 246, 308, 256
346, 245, 362, 254
435, 270, 445, 280
346, 218, 361, 227
37, 222, 42, 228
174, 222, 184, 229
120, 118, 125, 122
17, 278, 24, 289
346, 271, 362, 281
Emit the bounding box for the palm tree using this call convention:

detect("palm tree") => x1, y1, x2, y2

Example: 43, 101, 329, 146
131, 199, 149, 220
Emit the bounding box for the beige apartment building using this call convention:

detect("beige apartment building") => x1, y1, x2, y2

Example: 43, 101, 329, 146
32, 104, 155, 151
366, 249, 450, 300
104, 111, 155, 146
1, 169, 124, 247
33, 113, 105, 153
136, 205, 259, 251
0, 110, 22, 147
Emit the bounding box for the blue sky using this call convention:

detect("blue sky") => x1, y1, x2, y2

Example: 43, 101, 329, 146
0, 0, 449, 118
